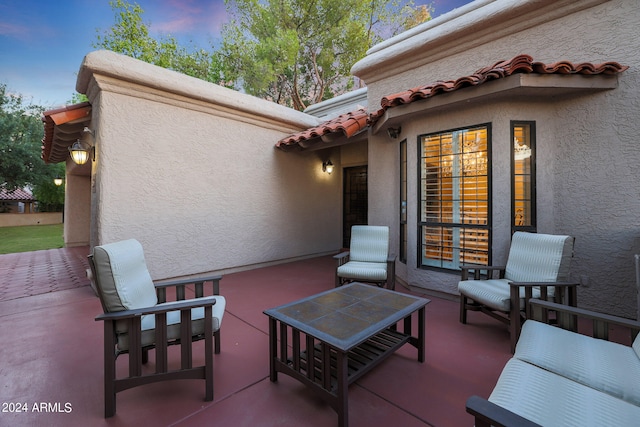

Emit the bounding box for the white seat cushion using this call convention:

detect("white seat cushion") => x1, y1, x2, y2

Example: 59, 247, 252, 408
458, 278, 544, 311
337, 261, 388, 281
489, 358, 640, 426
505, 232, 574, 282
349, 225, 389, 263
515, 320, 640, 406
92, 239, 157, 312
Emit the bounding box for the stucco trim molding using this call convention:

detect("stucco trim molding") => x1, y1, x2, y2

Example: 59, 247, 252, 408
76, 50, 320, 132
351, 0, 610, 83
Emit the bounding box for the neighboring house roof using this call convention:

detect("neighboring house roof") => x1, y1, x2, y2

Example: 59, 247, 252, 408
0, 188, 34, 202
41, 102, 92, 164
276, 54, 629, 151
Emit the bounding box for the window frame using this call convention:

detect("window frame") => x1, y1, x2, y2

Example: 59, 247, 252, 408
417, 123, 493, 271
511, 121, 537, 233
399, 139, 407, 264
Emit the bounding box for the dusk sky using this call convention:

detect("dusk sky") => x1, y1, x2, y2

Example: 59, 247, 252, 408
0, 0, 474, 108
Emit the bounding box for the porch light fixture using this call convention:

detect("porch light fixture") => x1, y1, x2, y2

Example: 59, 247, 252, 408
69, 139, 92, 165
322, 160, 334, 174
387, 126, 402, 139
53, 177, 63, 186
69, 127, 96, 165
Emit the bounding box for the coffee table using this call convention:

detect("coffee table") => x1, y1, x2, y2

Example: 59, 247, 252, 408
264, 282, 430, 427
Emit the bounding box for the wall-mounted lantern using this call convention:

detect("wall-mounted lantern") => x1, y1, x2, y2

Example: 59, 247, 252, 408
322, 160, 334, 174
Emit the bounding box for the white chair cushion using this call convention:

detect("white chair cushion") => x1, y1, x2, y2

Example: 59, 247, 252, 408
633, 333, 640, 360
117, 296, 226, 351
489, 358, 640, 426
505, 232, 574, 282
515, 320, 640, 406
92, 239, 157, 312
349, 225, 389, 263
458, 278, 543, 312
337, 261, 388, 281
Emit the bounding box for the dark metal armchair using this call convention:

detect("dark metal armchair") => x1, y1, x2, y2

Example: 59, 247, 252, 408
89, 239, 225, 417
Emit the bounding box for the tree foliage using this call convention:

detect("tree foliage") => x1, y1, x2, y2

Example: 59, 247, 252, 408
93, 0, 225, 83
220, 0, 431, 110
0, 84, 64, 211
31, 163, 65, 212
92, 0, 430, 111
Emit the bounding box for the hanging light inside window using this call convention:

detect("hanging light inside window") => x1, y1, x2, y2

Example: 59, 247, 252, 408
514, 137, 532, 160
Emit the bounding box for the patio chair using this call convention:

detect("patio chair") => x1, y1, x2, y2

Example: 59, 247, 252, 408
335, 225, 396, 290
89, 239, 226, 418
458, 231, 578, 352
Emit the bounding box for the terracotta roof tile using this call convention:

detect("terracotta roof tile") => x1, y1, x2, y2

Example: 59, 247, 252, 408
0, 188, 34, 201
379, 54, 628, 110
275, 108, 369, 151
277, 54, 629, 151
41, 102, 92, 164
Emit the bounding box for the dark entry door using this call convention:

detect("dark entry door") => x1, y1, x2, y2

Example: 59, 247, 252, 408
343, 166, 368, 248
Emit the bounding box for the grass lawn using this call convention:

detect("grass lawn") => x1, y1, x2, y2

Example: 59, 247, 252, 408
0, 224, 64, 254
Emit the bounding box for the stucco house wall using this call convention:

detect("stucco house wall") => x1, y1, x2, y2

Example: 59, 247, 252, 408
351, 0, 640, 317
76, 51, 341, 280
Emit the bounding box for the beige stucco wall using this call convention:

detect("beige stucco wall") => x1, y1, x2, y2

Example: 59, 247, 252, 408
63, 170, 91, 247
0, 213, 62, 227
77, 51, 341, 280
353, 0, 640, 317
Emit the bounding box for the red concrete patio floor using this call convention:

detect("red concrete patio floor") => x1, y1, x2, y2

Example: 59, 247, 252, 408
0, 248, 512, 427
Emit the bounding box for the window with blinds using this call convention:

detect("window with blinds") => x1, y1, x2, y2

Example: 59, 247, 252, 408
512, 121, 536, 233
419, 124, 491, 270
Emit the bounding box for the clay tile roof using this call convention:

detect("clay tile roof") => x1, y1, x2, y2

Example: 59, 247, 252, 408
379, 54, 628, 111
0, 188, 34, 202
275, 108, 369, 151
276, 54, 628, 151
41, 102, 92, 164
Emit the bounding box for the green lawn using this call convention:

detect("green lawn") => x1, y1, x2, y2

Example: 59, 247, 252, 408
0, 224, 64, 254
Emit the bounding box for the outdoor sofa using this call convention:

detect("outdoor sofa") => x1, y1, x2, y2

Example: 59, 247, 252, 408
466, 299, 640, 426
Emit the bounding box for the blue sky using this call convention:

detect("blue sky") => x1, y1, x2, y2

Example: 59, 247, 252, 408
0, 0, 473, 108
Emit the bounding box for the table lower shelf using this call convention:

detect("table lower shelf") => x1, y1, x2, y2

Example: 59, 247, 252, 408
278, 327, 411, 395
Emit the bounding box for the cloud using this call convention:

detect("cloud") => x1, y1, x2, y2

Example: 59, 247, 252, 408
149, 0, 228, 37
0, 21, 31, 39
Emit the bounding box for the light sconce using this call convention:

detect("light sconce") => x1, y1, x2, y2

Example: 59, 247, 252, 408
53, 177, 63, 186
69, 139, 92, 165
387, 126, 402, 139
69, 127, 95, 165
322, 160, 334, 174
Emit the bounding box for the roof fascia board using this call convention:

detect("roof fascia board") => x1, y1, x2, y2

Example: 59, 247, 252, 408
372, 73, 619, 133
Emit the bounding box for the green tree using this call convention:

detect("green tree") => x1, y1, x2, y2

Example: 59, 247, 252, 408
93, 0, 225, 83
220, 0, 431, 110
31, 163, 65, 212
0, 84, 48, 191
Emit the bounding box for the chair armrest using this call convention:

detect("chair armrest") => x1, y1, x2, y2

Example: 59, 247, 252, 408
334, 251, 350, 267
466, 395, 542, 427
529, 299, 640, 341
387, 254, 397, 263
508, 281, 580, 288
95, 296, 218, 322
